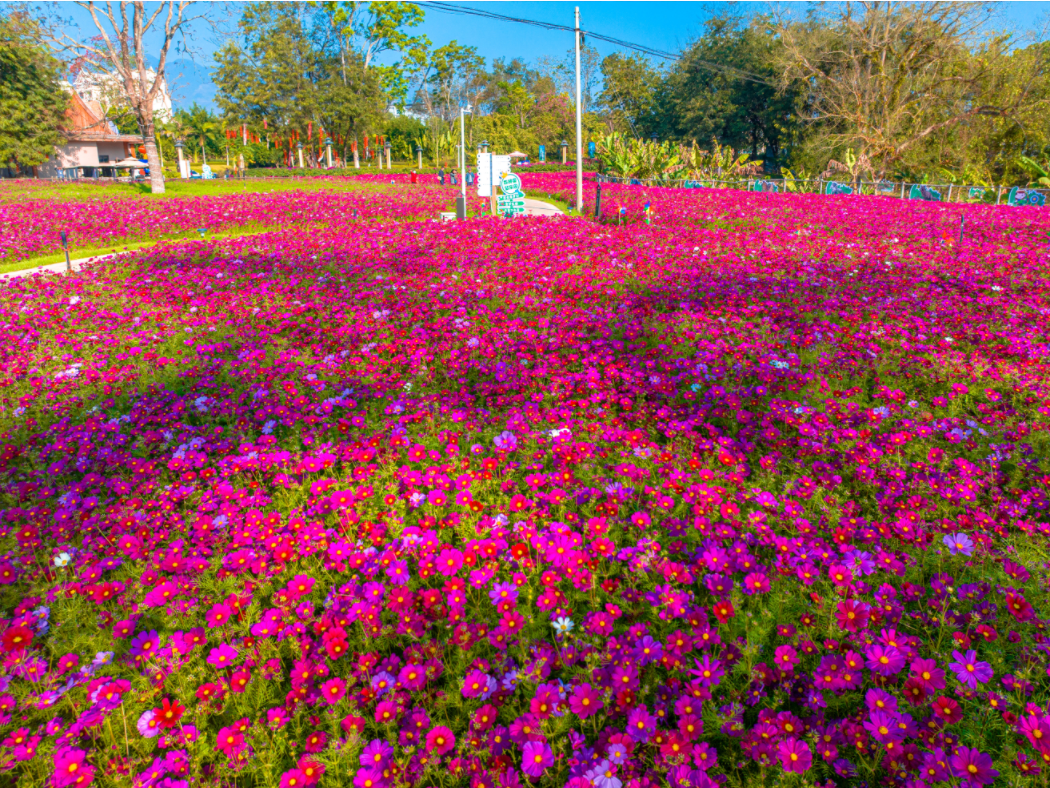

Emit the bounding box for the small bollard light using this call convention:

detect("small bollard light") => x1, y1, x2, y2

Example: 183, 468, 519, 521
61, 231, 71, 273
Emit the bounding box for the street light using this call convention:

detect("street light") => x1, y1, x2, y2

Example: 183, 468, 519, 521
296, 141, 304, 169
560, 140, 569, 164
415, 144, 423, 169
384, 141, 392, 170
458, 106, 472, 220
174, 139, 186, 178
324, 137, 333, 168
481, 139, 489, 154
651, 134, 658, 144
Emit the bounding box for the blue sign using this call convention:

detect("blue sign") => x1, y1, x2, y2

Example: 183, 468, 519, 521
588, 141, 596, 158
826, 182, 853, 196
538, 145, 546, 162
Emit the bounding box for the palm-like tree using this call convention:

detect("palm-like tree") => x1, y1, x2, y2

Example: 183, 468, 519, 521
178, 104, 221, 166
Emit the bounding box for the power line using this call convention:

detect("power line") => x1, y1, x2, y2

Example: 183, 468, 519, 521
416, 1, 779, 88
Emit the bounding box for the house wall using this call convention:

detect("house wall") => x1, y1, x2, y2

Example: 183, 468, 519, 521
55, 143, 100, 168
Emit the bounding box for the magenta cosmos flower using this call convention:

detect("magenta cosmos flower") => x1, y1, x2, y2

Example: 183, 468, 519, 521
522, 740, 554, 778
777, 738, 812, 773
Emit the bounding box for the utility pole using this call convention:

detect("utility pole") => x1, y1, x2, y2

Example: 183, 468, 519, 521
574, 6, 584, 212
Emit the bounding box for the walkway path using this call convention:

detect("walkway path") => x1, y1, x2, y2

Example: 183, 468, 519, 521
522, 197, 564, 217
0, 252, 121, 281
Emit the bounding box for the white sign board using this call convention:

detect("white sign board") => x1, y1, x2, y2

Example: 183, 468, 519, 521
476, 153, 512, 197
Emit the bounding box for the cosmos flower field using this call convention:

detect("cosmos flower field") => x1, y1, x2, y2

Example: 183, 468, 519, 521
0, 174, 1049, 788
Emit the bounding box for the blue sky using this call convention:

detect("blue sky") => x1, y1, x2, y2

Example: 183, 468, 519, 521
49, 1, 1050, 111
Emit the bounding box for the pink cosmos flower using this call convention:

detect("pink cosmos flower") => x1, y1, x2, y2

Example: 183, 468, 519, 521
54, 748, 92, 787
206, 643, 238, 669
425, 725, 455, 755
569, 683, 602, 718
320, 678, 346, 705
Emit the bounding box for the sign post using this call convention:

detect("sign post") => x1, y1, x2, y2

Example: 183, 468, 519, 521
496, 172, 526, 218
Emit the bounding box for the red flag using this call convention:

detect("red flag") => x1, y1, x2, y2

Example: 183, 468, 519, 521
263, 118, 267, 130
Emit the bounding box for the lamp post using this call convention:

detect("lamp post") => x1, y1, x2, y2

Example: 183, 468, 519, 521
385, 141, 392, 170
481, 139, 489, 154
325, 137, 333, 168
415, 144, 423, 169
458, 106, 472, 220
561, 140, 569, 165
651, 134, 658, 144
297, 142, 304, 169
175, 139, 186, 179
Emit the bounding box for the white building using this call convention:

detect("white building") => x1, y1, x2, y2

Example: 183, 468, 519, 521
72, 69, 173, 122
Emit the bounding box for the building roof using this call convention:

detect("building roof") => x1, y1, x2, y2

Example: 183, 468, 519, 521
62, 90, 143, 144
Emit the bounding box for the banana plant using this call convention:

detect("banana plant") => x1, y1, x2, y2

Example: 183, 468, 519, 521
782, 167, 816, 193
1018, 156, 1050, 188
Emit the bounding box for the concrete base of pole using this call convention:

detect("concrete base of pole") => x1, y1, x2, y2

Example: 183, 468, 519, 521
456, 196, 467, 220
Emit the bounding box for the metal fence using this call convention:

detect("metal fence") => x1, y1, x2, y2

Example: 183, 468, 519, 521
594, 173, 1049, 207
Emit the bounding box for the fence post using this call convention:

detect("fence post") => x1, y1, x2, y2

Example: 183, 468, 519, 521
595, 183, 603, 218
947, 184, 954, 203
902, 183, 908, 199
819, 178, 824, 195
996, 186, 1003, 206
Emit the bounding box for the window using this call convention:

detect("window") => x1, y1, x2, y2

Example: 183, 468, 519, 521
98, 154, 110, 163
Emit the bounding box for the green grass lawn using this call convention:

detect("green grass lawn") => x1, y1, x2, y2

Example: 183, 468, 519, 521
0, 174, 395, 203
0, 223, 301, 274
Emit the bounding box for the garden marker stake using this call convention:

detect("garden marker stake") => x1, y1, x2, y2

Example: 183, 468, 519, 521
61, 231, 70, 273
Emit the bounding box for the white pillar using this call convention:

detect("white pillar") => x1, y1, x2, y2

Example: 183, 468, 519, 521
574, 6, 583, 212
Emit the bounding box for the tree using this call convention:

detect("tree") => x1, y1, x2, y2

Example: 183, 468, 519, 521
50, 1, 205, 194
659, 16, 804, 168
772, 1, 1043, 176
599, 53, 660, 136
319, 1, 429, 111
214, 4, 322, 138
0, 10, 69, 169
214, 2, 385, 169
176, 103, 220, 165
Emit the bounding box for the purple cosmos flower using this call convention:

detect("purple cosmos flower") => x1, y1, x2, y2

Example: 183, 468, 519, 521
948, 649, 993, 690
865, 644, 906, 677
951, 746, 999, 786
493, 430, 518, 451
521, 740, 554, 778
584, 760, 621, 788
943, 533, 974, 557
489, 582, 518, 606
626, 705, 657, 742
